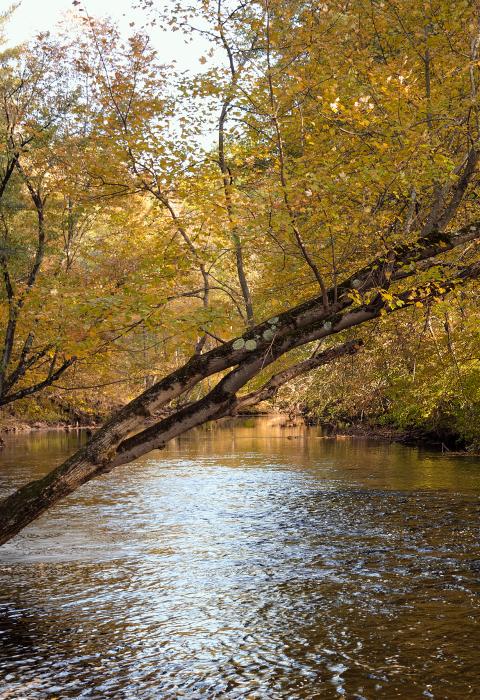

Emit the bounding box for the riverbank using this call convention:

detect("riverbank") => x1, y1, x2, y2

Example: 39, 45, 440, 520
0, 403, 271, 436
1, 407, 477, 456
0, 395, 119, 437
0, 417, 99, 435
308, 418, 480, 454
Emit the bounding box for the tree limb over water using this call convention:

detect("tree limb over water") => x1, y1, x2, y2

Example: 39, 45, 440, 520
0, 219, 479, 545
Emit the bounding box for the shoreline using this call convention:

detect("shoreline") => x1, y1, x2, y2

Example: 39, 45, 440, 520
1, 413, 478, 456
0, 419, 99, 436
310, 421, 480, 456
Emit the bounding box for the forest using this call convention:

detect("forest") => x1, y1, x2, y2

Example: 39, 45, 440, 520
0, 0, 480, 541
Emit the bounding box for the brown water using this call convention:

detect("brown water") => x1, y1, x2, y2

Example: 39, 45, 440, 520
0, 417, 479, 699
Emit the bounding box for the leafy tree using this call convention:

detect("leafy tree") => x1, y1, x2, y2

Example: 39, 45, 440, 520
0, 27, 195, 408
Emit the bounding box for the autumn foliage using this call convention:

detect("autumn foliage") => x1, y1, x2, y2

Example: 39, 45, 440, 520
0, 0, 479, 449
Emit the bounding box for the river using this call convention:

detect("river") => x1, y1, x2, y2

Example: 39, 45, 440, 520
0, 417, 479, 698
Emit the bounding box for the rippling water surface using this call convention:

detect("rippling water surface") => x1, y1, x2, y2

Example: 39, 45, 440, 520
0, 417, 479, 698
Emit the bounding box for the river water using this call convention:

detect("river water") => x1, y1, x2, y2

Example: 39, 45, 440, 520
0, 417, 479, 699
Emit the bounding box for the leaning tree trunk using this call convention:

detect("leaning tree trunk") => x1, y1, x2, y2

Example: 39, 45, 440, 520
0, 221, 479, 546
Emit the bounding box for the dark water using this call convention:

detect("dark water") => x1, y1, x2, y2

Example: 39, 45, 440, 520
0, 418, 479, 699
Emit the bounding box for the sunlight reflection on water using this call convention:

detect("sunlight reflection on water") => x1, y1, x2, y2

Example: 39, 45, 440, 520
0, 417, 479, 698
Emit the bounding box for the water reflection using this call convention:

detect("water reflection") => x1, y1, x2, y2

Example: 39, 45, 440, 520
0, 417, 479, 698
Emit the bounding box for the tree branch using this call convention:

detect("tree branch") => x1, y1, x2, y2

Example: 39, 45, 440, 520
0, 357, 77, 407
234, 340, 363, 410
